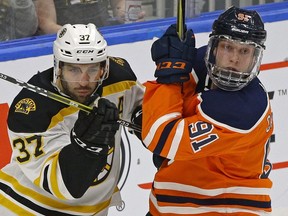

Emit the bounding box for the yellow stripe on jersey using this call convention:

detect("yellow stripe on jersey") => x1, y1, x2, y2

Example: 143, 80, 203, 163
0, 170, 113, 214
34, 153, 56, 188
48, 106, 78, 130
104, 163, 111, 170
0, 193, 35, 216
108, 147, 114, 154
50, 153, 65, 200
102, 80, 136, 96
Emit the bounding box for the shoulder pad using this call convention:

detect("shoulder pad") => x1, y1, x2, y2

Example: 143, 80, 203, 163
199, 78, 269, 130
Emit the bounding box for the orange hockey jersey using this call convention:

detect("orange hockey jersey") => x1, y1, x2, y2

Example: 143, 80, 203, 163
142, 73, 274, 215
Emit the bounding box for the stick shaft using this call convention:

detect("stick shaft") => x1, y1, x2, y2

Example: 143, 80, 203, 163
0, 72, 141, 132
177, 0, 186, 41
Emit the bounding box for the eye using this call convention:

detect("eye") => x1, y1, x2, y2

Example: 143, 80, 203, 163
86, 68, 98, 75
68, 67, 81, 74
86, 65, 101, 75
225, 44, 232, 50
221, 43, 233, 51
240, 48, 249, 54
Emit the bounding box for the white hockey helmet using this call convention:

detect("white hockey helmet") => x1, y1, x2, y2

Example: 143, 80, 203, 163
53, 23, 109, 85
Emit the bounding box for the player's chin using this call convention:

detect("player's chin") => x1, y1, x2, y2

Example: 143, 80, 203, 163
75, 94, 91, 104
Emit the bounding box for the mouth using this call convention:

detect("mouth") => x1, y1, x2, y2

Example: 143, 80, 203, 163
76, 88, 91, 96
226, 67, 239, 72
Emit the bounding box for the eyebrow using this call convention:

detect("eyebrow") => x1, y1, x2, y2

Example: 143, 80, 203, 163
64, 64, 99, 68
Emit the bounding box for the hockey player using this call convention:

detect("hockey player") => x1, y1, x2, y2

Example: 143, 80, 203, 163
0, 23, 144, 216
142, 6, 274, 215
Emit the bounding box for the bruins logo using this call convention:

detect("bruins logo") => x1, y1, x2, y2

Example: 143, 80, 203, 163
15, 98, 36, 114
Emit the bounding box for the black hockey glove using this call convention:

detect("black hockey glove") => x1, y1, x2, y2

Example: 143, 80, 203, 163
130, 105, 142, 140
151, 24, 197, 84
71, 98, 120, 156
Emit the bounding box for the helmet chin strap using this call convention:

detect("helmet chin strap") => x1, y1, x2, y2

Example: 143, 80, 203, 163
91, 81, 103, 97
210, 82, 218, 90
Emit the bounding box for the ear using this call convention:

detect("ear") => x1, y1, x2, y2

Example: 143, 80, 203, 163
99, 67, 105, 77
55, 68, 63, 90
213, 46, 217, 56
57, 67, 62, 78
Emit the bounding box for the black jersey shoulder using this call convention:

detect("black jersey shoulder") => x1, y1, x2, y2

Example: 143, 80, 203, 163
8, 68, 70, 133
199, 78, 269, 130
103, 56, 137, 86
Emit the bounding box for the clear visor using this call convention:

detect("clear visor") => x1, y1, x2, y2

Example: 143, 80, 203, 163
59, 62, 106, 83
205, 35, 263, 91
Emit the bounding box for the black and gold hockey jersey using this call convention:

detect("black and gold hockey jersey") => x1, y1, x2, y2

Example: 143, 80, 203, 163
0, 57, 144, 216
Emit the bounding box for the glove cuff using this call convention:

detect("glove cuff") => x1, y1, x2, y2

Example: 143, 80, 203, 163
71, 129, 108, 155
155, 58, 193, 75
156, 74, 190, 84
154, 58, 193, 84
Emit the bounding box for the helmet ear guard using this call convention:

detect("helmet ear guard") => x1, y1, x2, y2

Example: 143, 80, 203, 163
205, 6, 266, 91
53, 23, 109, 86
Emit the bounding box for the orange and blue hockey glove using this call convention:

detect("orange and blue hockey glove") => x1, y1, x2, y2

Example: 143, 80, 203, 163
151, 24, 197, 84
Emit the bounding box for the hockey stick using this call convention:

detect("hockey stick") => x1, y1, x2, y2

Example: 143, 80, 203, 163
0, 72, 141, 132
176, 0, 186, 41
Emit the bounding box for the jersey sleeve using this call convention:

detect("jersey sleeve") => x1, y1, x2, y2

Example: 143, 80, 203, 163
103, 57, 145, 129
121, 80, 145, 122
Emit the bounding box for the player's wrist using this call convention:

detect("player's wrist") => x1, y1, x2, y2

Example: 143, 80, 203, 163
71, 129, 109, 156
154, 58, 192, 83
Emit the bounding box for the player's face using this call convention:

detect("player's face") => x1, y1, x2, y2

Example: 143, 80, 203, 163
59, 63, 103, 103
214, 39, 256, 73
